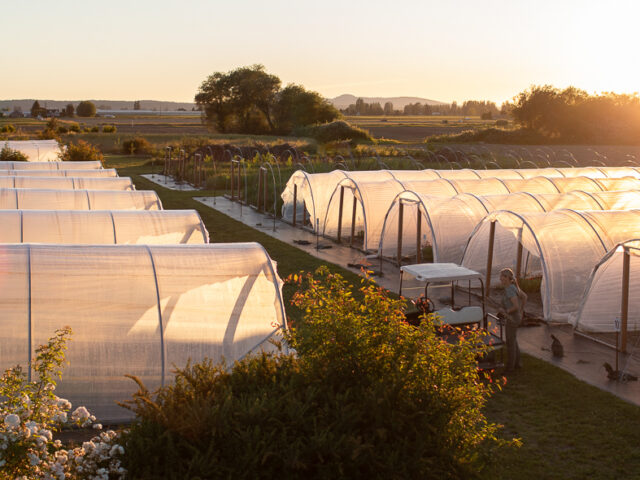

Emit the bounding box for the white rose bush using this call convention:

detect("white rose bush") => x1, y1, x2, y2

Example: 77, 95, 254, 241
0, 327, 126, 479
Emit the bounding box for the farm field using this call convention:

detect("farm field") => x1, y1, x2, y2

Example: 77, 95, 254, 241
111, 154, 640, 480
345, 114, 502, 142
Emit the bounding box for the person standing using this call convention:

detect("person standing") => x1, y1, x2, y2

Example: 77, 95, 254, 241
497, 268, 523, 372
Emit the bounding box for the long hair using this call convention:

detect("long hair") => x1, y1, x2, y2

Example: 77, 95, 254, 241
499, 268, 521, 291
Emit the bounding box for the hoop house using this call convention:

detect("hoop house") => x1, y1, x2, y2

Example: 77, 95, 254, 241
323, 178, 405, 251
377, 190, 626, 265
0, 188, 162, 210
0, 242, 286, 423
0, 176, 134, 191
461, 209, 640, 322
281, 167, 640, 232
572, 240, 640, 334
0, 160, 102, 170
1, 140, 62, 162
0, 169, 118, 177
0, 210, 208, 244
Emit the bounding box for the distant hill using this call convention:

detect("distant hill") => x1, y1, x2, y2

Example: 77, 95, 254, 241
0, 99, 196, 112
330, 94, 446, 110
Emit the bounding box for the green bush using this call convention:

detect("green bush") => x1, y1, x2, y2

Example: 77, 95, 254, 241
90, 125, 100, 133
68, 123, 81, 133
122, 137, 152, 155
293, 120, 372, 143
60, 140, 104, 162
76, 100, 96, 117
102, 124, 117, 133
0, 124, 16, 133
0, 145, 28, 161
57, 125, 69, 134
121, 267, 514, 479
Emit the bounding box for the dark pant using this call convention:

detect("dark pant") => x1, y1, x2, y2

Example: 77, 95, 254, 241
505, 315, 521, 371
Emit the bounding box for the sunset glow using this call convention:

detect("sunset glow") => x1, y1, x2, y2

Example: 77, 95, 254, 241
1, 0, 639, 103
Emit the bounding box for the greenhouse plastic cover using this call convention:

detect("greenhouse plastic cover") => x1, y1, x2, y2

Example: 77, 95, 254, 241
320, 174, 640, 252
281, 167, 640, 235
461, 209, 640, 322
572, 240, 640, 333
0, 188, 162, 210
0, 210, 208, 244
379, 190, 640, 264
0, 242, 286, 423
0, 160, 102, 170
0, 169, 117, 177
1, 140, 63, 162
0, 176, 134, 191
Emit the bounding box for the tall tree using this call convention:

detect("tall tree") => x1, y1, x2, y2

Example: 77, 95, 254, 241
383, 102, 394, 115
30, 100, 43, 118
76, 101, 96, 117
64, 104, 75, 117
195, 65, 280, 133
133, 100, 141, 110
273, 84, 340, 134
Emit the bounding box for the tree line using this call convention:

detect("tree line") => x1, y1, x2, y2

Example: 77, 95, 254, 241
341, 98, 501, 118
507, 85, 640, 143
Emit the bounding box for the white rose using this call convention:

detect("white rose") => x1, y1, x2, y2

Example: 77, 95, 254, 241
3, 414, 20, 428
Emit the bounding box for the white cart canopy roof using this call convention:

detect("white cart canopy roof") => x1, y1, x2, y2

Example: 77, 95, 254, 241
0, 188, 161, 210
0, 210, 208, 244
0, 176, 134, 191
0, 243, 286, 423
0, 169, 117, 177
2, 140, 63, 162
0, 160, 102, 170
572, 240, 640, 333
461, 209, 640, 322
401, 263, 482, 283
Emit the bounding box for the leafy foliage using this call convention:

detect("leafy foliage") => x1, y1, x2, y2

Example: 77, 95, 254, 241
102, 124, 117, 133
273, 84, 340, 134
60, 140, 104, 162
0, 145, 28, 161
76, 101, 97, 117
0, 327, 126, 479
293, 120, 373, 143
511, 85, 640, 143
121, 267, 513, 479
195, 65, 339, 135
122, 137, 152, 155
0, 124, 16, 133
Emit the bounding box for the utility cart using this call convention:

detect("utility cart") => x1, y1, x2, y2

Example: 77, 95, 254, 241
399, 262, 505, 370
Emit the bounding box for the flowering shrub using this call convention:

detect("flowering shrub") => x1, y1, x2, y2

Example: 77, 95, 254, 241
121, 267, 516, 479
0, 327, 126, 479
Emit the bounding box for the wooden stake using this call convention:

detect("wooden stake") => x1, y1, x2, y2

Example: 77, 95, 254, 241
397, 202, 404, 266
621, 247, 630, 353
485, 221, 496, 298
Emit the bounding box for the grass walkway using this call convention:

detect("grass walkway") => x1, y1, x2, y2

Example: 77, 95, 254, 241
112, 155, 640, 479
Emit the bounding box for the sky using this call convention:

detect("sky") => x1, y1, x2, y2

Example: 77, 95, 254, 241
1, 0, 639, 105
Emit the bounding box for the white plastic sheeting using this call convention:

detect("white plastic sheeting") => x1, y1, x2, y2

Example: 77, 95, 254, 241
1, 140, 62, 161
0, 210, 208, 244
0, 242, 286, 422
0, 188, 162, 210
572, 240, 640, 333
0, 160, 102, 170
461, 209, 640, 322
0, 169, 117, 177
321, 174, 640, 252
379, 190, 640, 264
0, 176, 134, 191
281, 167, 640, 233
